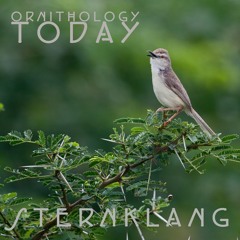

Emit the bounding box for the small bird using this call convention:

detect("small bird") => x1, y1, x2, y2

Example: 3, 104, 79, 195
148, 48, 215, 138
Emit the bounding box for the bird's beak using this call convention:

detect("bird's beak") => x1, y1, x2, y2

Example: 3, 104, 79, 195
147, 51, 157, 58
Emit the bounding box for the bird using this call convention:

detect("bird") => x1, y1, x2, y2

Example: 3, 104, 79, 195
148, 48, 215, 138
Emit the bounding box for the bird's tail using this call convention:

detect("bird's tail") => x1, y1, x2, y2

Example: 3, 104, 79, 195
187, 108, 215, 138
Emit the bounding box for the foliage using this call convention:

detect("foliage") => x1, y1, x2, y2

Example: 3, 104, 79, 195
0, 110, 240, 240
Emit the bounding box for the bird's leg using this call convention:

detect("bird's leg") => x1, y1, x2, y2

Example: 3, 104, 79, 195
156, 107, 182, 120
156, 107, 178, 119
162, 106, 183, 127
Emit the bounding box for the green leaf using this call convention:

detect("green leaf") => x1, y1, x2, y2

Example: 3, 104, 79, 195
216, 155, 228, 166
89, 156, 110, 167
46, 134, 65, 150
114, 117, 145, 124
0, 130, 34, 145
23, 229, 35, 239
24, 130, 33, 141
0, 131, 21, 145
37, 130, 46, 147
131, 127, 146, 135
0, 192, 17, 202
211, 145, 232, 152
221, 134, 239, 143
9, 197, 32, 206
126, 181, 148, 191
188, 135, 198, 143
4, 167, 41, 183
104, 182, 120, 188
83, 171, 99, 177
217, 149, 240, 156
32, 148, 51, 157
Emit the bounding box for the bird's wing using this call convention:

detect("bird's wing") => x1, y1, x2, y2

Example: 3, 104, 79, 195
162, 70, 192, 108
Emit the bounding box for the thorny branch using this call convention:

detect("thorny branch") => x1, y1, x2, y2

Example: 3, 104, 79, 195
55, 170, 70, 209
32, 135, 181, 240
0, 211, 21, 239
3, 126, 220, 240
99, 134, 183, 189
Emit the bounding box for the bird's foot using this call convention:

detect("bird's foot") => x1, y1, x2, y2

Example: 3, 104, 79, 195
156, 108, 168, 119
163, 121, 170, 127
158, 106, 184, 127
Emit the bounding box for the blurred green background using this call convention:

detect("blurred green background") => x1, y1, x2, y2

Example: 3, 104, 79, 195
0, 0, 240, 239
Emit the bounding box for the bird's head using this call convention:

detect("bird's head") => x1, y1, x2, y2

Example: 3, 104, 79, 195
147, 48, 171, 70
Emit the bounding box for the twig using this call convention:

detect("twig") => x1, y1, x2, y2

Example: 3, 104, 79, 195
55, 170, 70, 209
31, 197, 89, 240
99, 165, 130, 189
32, 217, 57, 240
187, 142, 212, 150
0, 211, 21, 239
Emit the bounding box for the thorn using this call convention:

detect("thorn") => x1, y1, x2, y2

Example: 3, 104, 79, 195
21, 164, 51, 168
58, 154, 67, 167
182, 135, 187, 152
152, 188, 156, 210
132, 220, 145, 240
101, 138, 122, 144
153, 211, 172, 226
55, 191, 63, 205
120, 183, 127, 202
174, 149, 186, 170
59, 172, 73, 192
147, 160, 152, 193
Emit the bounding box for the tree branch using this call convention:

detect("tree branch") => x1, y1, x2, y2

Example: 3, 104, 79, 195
31, 197, 89, 240
98, 137, 178, 189
55, 170, 70, 209
31, 217, 57, 240
31, 133, 197, 239
0, 211, 21, 239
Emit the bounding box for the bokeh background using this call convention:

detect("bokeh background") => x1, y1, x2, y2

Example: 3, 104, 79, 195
0, 0, 240, 239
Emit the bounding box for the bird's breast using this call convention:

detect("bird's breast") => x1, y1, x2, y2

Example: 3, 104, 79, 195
151, 69, 184, 108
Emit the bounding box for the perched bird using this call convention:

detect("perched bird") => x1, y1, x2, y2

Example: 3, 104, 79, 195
148, 48, 215, 138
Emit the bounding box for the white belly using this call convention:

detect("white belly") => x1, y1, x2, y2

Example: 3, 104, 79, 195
152, 70, 184, 108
